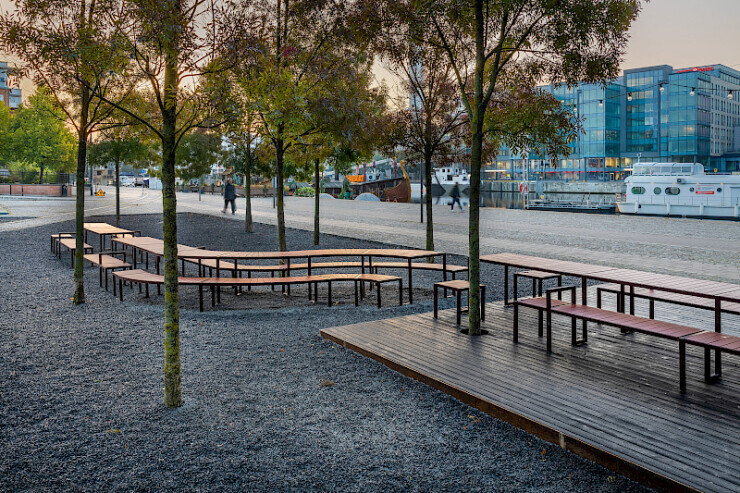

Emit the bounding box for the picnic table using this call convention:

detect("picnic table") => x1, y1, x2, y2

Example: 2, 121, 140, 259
481, 252, 740, 375
83, 222, 139, 252
112, 236, 446, 303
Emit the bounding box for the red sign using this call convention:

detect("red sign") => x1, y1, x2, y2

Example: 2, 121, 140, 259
695, 185, 715, 195
676, 66, 715, 74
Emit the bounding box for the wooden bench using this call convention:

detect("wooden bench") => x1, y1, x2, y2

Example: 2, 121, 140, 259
680, 332, 740, 392
513, 270, 562, 300
514, 286, 706, 390
50, 232, 75, 255
112, 270, 403, 311
597, 283, 740, 318
84, 252, 132, 294
433, 280, 486, 325
56, 237, 94, 266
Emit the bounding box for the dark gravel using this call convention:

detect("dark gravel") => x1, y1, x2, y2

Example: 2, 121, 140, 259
0, 213, 646, 492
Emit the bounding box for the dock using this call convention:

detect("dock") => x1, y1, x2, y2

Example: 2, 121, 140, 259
321, 289, 740, 493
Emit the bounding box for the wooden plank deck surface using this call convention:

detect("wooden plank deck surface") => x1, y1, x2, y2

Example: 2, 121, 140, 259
320, 288, 740, 493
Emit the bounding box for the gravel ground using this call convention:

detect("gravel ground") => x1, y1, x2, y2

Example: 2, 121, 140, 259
0, 213, 646, 492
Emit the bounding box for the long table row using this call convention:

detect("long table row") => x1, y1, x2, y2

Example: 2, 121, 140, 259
111, 236, 448, 304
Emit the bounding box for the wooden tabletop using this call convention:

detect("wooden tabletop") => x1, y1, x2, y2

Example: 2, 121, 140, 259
83, 222, 135, 235
112, 237, 441, 261
481, 252, 740, 302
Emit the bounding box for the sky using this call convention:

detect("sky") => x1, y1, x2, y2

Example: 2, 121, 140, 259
2, 0, 740, 99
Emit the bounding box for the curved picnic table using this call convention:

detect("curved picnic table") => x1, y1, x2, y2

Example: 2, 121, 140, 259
112, 236, 446, 303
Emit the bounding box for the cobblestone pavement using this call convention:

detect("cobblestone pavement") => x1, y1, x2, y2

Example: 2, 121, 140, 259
2, 186, 738, 282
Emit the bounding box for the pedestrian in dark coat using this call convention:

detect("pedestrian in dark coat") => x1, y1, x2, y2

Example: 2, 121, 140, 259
450, 182, 463, 211
222, 179, 236, 214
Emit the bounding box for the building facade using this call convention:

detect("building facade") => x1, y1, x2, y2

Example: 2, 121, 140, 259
491, 64, 740, 181
0, 62, 22, 110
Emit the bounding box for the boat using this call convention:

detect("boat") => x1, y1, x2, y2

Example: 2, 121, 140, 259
617, 162, 740, 219
432, 167, 470, 195
384, 163, 412, 202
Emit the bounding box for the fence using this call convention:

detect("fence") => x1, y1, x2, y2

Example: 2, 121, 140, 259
0, 171, 72, 185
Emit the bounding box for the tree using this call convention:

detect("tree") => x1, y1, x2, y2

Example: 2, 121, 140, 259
370, 0, 641, 335
232, 0, 368, 252
176, 130, 222, 186
88, 127, 148, 225
288, 62, 388, 246
6, 87, 77, 181
85, 0, 242, 407
383, 45, 467, 254
2, 0, 128, 304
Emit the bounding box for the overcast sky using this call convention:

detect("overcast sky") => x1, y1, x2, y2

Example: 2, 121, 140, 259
2, 0, 739, 98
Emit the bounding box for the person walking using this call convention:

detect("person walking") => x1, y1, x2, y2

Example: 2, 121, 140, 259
450, 182, 463, 211
222, 179, 236, 214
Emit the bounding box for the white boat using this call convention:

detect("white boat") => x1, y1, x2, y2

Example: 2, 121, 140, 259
617, 162, 740, 219
432, 167, 470, 195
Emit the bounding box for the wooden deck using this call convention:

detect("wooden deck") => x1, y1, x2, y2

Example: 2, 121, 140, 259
320, 287, 740, 493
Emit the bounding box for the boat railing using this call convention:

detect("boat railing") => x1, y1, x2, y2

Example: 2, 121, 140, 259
631, 196, 740, 207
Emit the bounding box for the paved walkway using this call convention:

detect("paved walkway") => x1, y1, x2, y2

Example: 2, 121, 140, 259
2, 186, 738, 282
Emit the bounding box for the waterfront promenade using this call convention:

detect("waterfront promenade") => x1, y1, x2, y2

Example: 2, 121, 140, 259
3, 186, 738, 282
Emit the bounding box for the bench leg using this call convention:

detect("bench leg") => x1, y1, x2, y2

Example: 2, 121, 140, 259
571, 316, 578, 345
513, 274, 518, 302
398, 279, 403, 306
113, 275, 117, 297
704, 347, 722, 383
99, 267, 103, 287
596, 288, 602, 308
546, 308, 552, 352
629, 286, 635, 315
377, 282, 382, 309
513, 303, 519, 342
211, 286, 215, 307
199, 285, 204, 312
679, 340, 687, 393
538, 310, 543, 337
119, 279, 123, 301
649, 299, 655, 319
145, 284, 149, 298
481, 285, 485, 321
504, 265, 509, 306
557, 276, 562, 300
581, 278, 588, 336
433, 285, 438, 318
533, 278, 537, 298
327, 282, 332, 307
354, 281, 359, 307
456, 290, 462, 325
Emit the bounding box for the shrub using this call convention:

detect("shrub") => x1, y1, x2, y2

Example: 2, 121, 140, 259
295, 186, 315, 197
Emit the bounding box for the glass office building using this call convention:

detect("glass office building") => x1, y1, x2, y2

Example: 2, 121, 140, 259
489, 64, 740, 181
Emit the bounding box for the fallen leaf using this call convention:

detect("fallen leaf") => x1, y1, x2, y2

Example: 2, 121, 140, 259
319, 379, 336, 387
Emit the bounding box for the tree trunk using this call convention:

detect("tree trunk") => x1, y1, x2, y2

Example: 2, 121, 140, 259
73, 89, 89, 305
245, 160, 252, 233
313, 158, 320, 245
424, 144, 434, 259
467, 0, 485, 336
115, 159, 120, 226
39, 166, 44, 184
161, 17, 181, 408
275, 135, 287, 252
